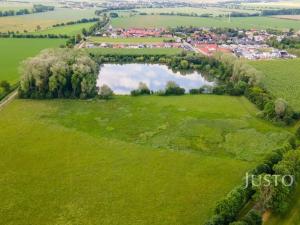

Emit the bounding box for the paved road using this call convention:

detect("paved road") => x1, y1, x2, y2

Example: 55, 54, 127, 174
0, 90, 18, 111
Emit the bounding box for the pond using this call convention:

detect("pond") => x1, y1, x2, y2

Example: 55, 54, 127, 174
97, 64, 215, 94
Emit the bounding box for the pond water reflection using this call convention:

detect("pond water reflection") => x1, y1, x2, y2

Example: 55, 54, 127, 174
97, 64, 215, 94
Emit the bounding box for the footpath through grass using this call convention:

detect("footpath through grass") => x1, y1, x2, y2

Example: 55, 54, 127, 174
250, 58, 300, 112
0, 95, 292, 225
0, 38, 65, 84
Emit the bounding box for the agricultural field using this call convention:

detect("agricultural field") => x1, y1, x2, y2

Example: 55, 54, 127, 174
0, 38, 65, 84
88, 36, 174, 44
272, 15, 300, 20
87, 48, 183, 55
242, 0, 300, 9
250, 58, 300, 112
33, 22, 96, 36
0, 95, 292, 225
135, 7, 259, 16
0, 8, 96, 32
0, 1, 32, 10
111, 15, 300, 30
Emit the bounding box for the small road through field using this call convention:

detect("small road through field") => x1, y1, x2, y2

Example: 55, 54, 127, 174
0, 90, 18, 111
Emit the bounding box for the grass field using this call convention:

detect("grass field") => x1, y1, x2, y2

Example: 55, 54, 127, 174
33, 22, 96, 36
111, 15, 300, 30
0, 38, 65, 84
88, 37, 174, 44
0, 8, 96, 32
88, 48, 183, 55
0, 95, 292, 225
250, 59, 300, 112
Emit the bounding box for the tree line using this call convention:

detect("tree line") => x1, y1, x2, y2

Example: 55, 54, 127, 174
0, 32, 69, 39
52, 18, 100, 28
0, 4, 54, 17
262, 8, 300, 16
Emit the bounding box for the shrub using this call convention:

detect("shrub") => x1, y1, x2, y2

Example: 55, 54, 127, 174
296, 126, 300, 139
189, 87, 204, 94
165, 81, 185, 95
0, 80, 10, 92
98, 84, 113, 99
242, 210, 262, 225
131, 82, 151, 96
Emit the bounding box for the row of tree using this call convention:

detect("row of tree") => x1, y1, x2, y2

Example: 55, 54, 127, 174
0, 32, 69, 39
52, 18, 100, 28
262, 8, 300, 16
0, 4, 54, 17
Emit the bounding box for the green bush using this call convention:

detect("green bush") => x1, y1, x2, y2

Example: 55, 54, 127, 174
164, 81, 185, 96
98, 84, 114, 99
131, 82, 151, 96
242, 210, 262, 225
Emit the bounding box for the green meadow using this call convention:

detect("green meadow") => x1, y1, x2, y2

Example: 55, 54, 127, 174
111, 15, 300, 30
33, 22, 96, 36
250, 58, 300, 112
0, 38, 65, 84
88, 48, 183, 55
0, 95, 292, 225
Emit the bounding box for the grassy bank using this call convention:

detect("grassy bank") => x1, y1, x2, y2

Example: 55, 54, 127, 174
0, 95, 292, 225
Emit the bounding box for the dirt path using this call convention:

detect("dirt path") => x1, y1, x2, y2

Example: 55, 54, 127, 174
0, 90, 18, 111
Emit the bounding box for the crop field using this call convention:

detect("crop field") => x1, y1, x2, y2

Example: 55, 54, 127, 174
88, 48, 183, 55
0, 8, 96, 32
135, 7, 259, 16
250, 59, 300, 112
272, 15, 300, 20
88, 37, 174, 44
111, 15, 300, 30
0, 2, 32, 10
33, 22, 96, 36
242, 0, 300, 9
0, 95, 292, 225
0, 38, 65, 84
